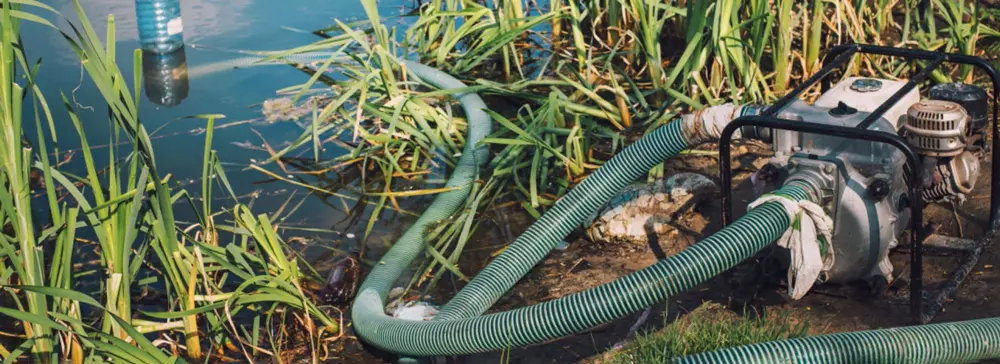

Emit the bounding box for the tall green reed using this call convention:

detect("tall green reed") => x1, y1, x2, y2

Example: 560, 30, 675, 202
1, 1, 340, 362
273, 0, 997, 293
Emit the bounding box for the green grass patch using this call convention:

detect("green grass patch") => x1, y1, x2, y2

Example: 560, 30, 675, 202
606, 303, 809, 363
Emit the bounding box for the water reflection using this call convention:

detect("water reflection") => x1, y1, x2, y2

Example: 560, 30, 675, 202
28, 0, 414, 235
58, 0, 252, 42
142, 48, 189, 106
50, 0, 252, 67
136, 0, 189, 106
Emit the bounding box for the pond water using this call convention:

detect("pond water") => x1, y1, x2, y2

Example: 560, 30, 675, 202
22, 0, 417, 265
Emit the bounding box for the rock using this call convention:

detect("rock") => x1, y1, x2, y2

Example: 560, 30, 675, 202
586, 172, 716, 247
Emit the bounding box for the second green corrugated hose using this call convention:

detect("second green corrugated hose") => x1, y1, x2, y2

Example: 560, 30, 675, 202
354, 178, 808, 356
435, 102, 765, 320
676, 317, 1000, 363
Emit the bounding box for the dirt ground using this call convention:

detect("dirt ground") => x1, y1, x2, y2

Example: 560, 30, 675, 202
442, 139, 1000, 364
331, 137, 1000, 363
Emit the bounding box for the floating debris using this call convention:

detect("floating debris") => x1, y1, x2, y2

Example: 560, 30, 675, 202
261, 95, 331, 123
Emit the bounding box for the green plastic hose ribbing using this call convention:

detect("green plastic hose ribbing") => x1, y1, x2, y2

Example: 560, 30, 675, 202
350, 60, 492, 322
350, 60, 810, 357
436, 102, 760, 320
353, 185, 804, 356
676, 316, 1000, 363
351, 62, 812, 357
434, 119, 691, 320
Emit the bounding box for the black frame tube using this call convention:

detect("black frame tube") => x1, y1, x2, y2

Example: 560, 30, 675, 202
717, 43, 1000, 325
821, 44, 1000, 226
761, 48, 859, 117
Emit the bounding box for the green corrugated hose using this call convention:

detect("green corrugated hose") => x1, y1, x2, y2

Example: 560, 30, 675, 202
350, 60, 493, 327
436, 103, 763, 321
350, 61, 790, 356
351, 63, 1000, 363
677, 316, 1000, 363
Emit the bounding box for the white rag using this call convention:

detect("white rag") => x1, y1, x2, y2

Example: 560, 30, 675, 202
748, 194, 835, 300
682, 103, 740, 143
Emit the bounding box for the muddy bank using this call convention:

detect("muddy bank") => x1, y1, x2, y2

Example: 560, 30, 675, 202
448, 138, 1000, 363
331, 132, 999, 364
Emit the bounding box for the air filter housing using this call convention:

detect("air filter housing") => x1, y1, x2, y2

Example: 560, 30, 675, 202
904, 100, 969, 157
929, 82, 989, 134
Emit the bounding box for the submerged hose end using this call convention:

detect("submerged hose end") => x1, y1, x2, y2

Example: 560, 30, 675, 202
351, 60, 493, 353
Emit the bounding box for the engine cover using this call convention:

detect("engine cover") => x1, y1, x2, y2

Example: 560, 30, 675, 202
815, 77, 920, 130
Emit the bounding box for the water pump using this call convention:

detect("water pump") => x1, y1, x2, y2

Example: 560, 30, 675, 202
752, 77, 987, 287
718, 44, 1000, 323
352, 47, 1000, 358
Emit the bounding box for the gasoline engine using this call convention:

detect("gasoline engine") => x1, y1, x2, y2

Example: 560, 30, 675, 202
746, 77, 989, 290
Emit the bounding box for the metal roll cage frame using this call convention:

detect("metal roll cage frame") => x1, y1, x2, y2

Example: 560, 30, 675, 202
717, 43, 1000, 324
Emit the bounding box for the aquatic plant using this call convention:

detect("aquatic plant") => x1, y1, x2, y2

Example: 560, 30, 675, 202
0, 1, 338, 362
262, 0, 997, 300
2, 0, 998, 361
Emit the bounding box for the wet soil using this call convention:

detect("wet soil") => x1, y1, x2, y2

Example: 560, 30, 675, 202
443, 139, 1000, 364
331, 134, 1000, 363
